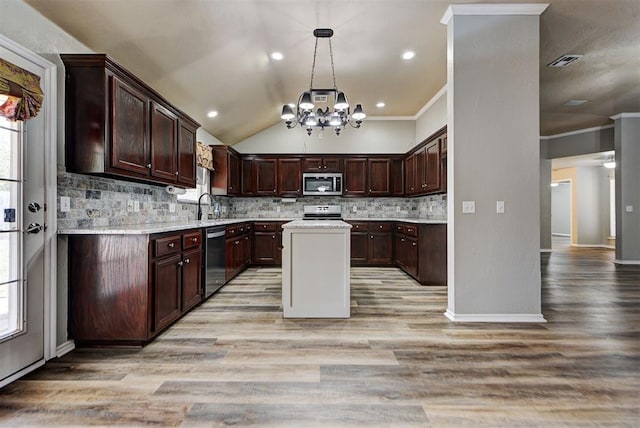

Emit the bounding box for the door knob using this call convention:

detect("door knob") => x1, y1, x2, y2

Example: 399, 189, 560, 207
26, 223, 44, 234
28, 202, 42, 213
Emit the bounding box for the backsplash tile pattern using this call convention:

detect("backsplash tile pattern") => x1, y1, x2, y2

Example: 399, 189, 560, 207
57, 170, 447, 228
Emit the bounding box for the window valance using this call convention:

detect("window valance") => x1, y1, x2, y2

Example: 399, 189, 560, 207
196, 142, 214, 171
0, 57, 44, 121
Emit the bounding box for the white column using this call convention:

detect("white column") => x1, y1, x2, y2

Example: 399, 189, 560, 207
442, 4, 548, 322
612, 114, 640, 264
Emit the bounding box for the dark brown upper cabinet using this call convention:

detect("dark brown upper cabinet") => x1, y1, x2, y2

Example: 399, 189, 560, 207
343, 158, 368, 196
277, 158, 302, 197
424, 139, 441, 193
211, 145, 240, 196
302, 157, 342, 172
241, 157, 254, 196
404, 126, 447, 196
367, 158, 391, 196
61, 54, 199, 188
254, 158, 277, 196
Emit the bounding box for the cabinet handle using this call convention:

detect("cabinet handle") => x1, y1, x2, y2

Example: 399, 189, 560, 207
234, 241, 239, 245
379, 225, 383, 229
175, 171, 179, 176
192, 237, 198, 243
272, 235, 276, 239
245, 237, 249, 240
240, 228, 244, 232
370, 235, 373, 239
412, 242, 417, 246
168, 242, 175, 248
324, 165, 327, 169
273, 189, 276, 193
184, 258, 190, 264
147, 163, 152, 169
177, 261, 183, 266
263, 225, 267, 229
229, 186, 233, 189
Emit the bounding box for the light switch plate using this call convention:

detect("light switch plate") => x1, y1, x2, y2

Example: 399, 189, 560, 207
352, 206, 357, 213
496, 200, 505, 214
60, 196, 71, 212
169, 203, 176, 213
626, 205, 633, 213
126, 200, 134, 213
462, 201, 475, 214
133, 200, 140, 212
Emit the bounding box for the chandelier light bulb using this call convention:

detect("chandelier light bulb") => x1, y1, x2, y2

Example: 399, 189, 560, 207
329, 113, 342, 126
351, 104, 366, 121
334, 92, 349, 110
281, 105, 295, 120
299, 92, 314, 110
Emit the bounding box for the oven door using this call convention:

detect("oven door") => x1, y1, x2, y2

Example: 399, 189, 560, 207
303, 173, 342, 195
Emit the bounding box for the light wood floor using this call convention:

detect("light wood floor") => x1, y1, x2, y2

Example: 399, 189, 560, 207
1, 248, 639, 427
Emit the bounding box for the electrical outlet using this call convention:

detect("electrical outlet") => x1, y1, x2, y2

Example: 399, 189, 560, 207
352, 206, 357, 213
396, 206, 401, 213
133, 200, 140, 212
126, 200, 134, 213
169, 203, 176, 213
496, 201, 505, 214
60, 196, 71, 212
626, 205, 634, 213
462, 201, 475, 214
276, 205, 281, 213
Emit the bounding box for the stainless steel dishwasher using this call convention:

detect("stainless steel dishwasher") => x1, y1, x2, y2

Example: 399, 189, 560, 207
204, 226, 226, 299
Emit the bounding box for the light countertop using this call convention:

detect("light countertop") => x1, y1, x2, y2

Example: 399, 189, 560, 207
282, 220, 352, 229
58, 217, 446, 235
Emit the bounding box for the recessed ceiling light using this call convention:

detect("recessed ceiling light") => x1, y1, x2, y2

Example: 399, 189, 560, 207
207, 110, 218, 118
376, 102, 385, 108
402, 51, 415, 60
564, 100, 588, 106
270, 52, 284, 61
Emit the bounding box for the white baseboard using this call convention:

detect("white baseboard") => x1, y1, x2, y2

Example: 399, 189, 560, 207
56, 340, 75, 357
540, 248, 552, 253
614, 259, 640, 265
445, 309, 546, 323
0, 359, 45, 389
572, 244, 615, 249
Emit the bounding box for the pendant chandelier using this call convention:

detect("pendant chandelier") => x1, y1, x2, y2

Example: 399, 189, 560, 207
281, 28, 366, 136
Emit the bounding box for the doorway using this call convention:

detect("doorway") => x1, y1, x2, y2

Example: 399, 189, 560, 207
0, 35, 57, 387
551, 181, 571, 250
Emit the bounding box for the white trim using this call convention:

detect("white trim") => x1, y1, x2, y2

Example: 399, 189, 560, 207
540, 124, 614, 140
571, 244, 615, 249
56, 340, 75, 357
540, 249, 552, 253
614, 259, 640, 265
415, 85, 447, 119
366, 116, 415, 121
441, 3, 549, 25
0, 359, 45, 389
445, 309, 547, 323
0, 33, 58, 362
610, 113, 640, 120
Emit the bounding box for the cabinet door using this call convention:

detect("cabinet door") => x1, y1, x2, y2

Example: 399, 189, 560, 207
303, 158, 323, 172
153, 254, 182, 332
425, 140, 441, 193
243, 235, 252, 267
177, 121, 197, 188
368, 158, 391, 196
322, 157, 342, 172
391, 158, 404, 196
415, 147, 427, 194
233, 238, 244, 276
343, 158, 367, 196
278, 158, 302, 196
181, 248, 202, 312
369, 233, 393, 265
395, 234, 407, 268
405, 153, 416, 195
406, 237, 419, 278
225, 238, 235, 280
441, 134, 447, 193
253, 232, 278, 264
110, 75, 150, 175
254, 158, 277, 196
151, 102, 179, 181
241, 158, 254, 195
350, 231, 369, 264
228, 151, 240, 195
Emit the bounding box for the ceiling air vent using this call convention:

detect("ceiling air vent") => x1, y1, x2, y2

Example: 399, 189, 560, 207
547, 54, 583, 68
313, 94, 329, 103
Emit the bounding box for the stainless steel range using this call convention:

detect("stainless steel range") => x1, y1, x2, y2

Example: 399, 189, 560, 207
303, 204, 342, 220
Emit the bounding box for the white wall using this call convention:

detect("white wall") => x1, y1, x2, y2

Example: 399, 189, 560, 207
415, 88, 447, 148
197, 128, 223, 146
551, 182, 571, 235
233, 119, 414, 154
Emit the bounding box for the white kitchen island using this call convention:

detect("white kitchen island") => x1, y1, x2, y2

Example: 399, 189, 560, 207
281, 220, 352, 318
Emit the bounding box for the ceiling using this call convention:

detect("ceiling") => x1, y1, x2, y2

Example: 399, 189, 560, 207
23, 0, 640, 145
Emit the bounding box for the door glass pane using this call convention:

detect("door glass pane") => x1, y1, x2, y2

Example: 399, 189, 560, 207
0, 117, 23, 341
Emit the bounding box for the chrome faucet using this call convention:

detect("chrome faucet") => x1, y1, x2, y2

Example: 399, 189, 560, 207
197, 192, 213, 221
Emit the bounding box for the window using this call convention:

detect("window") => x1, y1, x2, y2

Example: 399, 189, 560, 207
177, 167, 209, 203
0, 116, 24, 341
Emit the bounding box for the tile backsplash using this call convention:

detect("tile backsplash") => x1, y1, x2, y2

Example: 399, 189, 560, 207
57, 170, 447, 229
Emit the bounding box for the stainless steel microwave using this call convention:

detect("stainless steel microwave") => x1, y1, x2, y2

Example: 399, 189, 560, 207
302, 173, 343, 196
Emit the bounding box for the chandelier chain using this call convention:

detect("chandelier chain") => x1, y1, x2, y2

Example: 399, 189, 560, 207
309, 37, 318, 89
329, 38, 337, 90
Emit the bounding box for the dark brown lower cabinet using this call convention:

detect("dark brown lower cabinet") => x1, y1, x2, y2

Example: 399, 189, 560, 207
350, 231, 369, 265
394, 223, 447, 285
348, 222, 393, 266
68, 228, 203, 346
252, 222, 283, 265
225, 223, 253, 281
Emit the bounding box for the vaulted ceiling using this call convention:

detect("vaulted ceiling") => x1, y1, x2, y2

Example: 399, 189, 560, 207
24, 0, 640, 145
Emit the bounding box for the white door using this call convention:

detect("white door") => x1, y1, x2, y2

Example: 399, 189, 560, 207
0, 40, 54, 386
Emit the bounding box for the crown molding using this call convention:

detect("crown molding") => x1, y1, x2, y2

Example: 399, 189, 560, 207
415, 85, 447, 119
610, 113, 640, 120
539, 124, 614, 140
441, 3, 550, 25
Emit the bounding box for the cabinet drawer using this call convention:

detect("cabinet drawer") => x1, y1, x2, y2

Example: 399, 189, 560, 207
153, 234, 181, 257
395, 224, 405, 234
404, 225, 418, 237
255, 222, 277, 232
370, 222, 392, 232
349, 222, 369, 231
182, 231, 202, 250
226, 225, 240, 237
